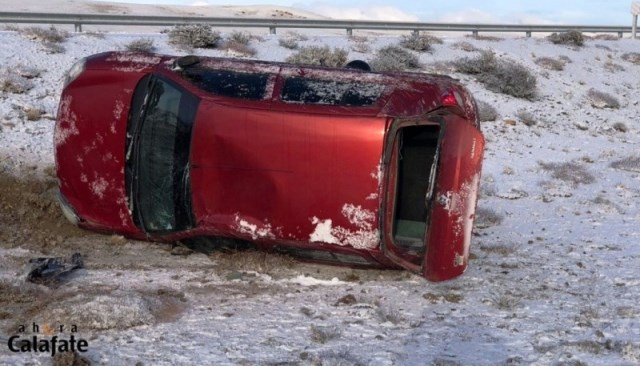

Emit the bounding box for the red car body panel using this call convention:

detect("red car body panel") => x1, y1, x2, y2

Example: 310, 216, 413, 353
55, 51, 485, 281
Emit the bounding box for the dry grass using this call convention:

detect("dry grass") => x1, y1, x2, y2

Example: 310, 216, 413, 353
209, 249, 297, 275
479, 244, 516, 256
593, 34, 619, 41
228, 30, 251, 45
539, 161, 595, 185
604, 61, 625, 73
350, 39, 371, 53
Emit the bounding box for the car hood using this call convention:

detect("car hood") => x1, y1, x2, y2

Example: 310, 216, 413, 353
55, 69, 144, 235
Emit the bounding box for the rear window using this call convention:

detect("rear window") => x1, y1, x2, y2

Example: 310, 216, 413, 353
180, 68, 269, 100
282, 77, 384, 106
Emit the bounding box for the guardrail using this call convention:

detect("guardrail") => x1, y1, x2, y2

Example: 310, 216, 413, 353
0, 11, 634, 37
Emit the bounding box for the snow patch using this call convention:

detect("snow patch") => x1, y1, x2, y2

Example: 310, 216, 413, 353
309, 204, 379, 249
281, 275, 346, 286
90, 177, 109, 199
53, 95, 79, 147
234, 214, 277, 240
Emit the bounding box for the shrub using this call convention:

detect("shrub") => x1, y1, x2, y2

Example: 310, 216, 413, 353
612, 122, 628, 132
486, 63, 536, 99
587, 89, 620, 109
539, 161, 595, 185
534, 57, 565, 71
547, 30, 584, 46
452, 50, 496, 74
369, 45, 419, 71
168, 24, 221, 49
228, 31, 251, 45
24, 107, 44, 121
604, 61, 625, 73
400, 33, 441, 52
621, 52, 640, 65
452, 41, 478, 52
125, 38, 155, 53
285, 46, 348, 67
467, 34, 503, 42
476, 100, 498, 122
610, 156, 640, 172
278, 37, 299, 50
516, 110, 537, 126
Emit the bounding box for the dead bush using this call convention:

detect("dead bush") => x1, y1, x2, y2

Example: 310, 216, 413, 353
0, 72, 34, 94
587, 89, 620, 109
400, 33, 442, 52
534, 57, 565, 71
516, 110, 537, 126
168, 24, 221, 49
284, 31, 308, 41
452, 50, 496, 74
610, 156, 640, 172
547, 30, 584, 46
24, 107, 45, 121
604, 61, 625, 73
476, 100, 498, 122
621, 52, 640, 65
539, 161, 595, 185
223, 40, 257, 57
43, 42, 65, 54
309, 325, 340, 344
22, 26, 69, 44
125, 38, 155, 53
370, 45, 420, 71
474, 207, 503, 229
350, 40, 371, 53
285, 46, 348, 67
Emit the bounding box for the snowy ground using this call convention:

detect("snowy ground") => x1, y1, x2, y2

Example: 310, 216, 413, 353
1, 15, 640, 366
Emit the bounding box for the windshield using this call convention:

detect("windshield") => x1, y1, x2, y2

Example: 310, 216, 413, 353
126, 75, 199, 233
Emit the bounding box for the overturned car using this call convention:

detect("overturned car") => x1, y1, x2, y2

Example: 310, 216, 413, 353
55, 52, 485, 281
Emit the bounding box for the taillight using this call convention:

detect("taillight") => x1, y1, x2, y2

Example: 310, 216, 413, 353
441, 90, 464, 108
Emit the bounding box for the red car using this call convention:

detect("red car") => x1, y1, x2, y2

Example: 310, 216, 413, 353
55, 52, 485, 281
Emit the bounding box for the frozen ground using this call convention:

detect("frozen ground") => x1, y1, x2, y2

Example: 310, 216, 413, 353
1, 11, 640, 366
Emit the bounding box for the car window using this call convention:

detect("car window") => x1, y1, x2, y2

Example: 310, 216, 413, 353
180, 68, 270, 100
132, 76, 198, 233
281, 77, 385, 106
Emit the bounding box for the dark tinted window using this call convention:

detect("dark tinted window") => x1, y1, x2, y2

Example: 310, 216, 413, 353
282, 77, 384, 106
129, 76, 198, 233
180, 68, 269, 100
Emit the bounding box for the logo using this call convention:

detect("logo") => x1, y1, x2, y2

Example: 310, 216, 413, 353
6, 322, 89, 358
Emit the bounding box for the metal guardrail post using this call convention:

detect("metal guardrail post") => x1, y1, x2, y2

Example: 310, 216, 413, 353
526, 31, 532, 37
269, 26, 276, 34
74, 23, 82, 32
346, 28, 352, 36
633, 15, 638, 39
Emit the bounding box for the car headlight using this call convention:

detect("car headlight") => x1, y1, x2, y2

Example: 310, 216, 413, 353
63, 57, 87, 88
58, 191, 79, 226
